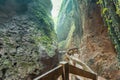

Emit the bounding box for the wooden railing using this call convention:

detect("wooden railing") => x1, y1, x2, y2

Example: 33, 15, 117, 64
34, 62, 97, 80
34, 65, 63, 80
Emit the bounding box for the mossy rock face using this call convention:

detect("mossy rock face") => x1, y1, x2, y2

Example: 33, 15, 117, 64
97, 0, 120, 62
0, 0, 58, 79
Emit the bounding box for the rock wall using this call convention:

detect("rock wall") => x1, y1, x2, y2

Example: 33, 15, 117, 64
97, 0, 120, 63
0, 0, 58, 80
57, 0, 120, 79
56, 0, 83, 49
78, 0, 120, 79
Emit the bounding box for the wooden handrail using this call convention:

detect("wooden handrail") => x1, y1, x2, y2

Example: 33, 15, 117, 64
33, 65, 63, 80
34, 62, 97, 80
69, 65, 97, 80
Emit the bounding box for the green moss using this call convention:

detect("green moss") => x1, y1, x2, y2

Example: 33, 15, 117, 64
96, 0, 103, 4
102, 8, 108, 14
116, 5, 120, 16
105, 18, 112, 23
97, 0, 120, 62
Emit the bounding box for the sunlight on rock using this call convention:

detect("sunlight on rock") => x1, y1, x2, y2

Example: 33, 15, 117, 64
51, 0, 63, 18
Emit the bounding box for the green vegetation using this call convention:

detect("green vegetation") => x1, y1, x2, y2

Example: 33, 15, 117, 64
28, 0, 57, 56
28, 0, 54, 36
115, 2, 120, 16
97, 0, 120, 63
102, 8, 108, 14
96, 0, 103, 4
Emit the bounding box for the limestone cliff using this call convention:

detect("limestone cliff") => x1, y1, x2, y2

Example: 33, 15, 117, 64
57, 0, 120, 80
0, 0, 58, 80
57, 0, 83, 49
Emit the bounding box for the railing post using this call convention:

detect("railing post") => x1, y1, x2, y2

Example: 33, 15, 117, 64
60, 61, 69, 80
93, 75, 98, 80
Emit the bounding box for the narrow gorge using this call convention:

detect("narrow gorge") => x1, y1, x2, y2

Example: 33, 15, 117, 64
0, 0, 120, 80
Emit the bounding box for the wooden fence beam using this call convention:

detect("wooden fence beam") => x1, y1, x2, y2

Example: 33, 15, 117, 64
33, 65, 63, 80
69, 65, 97, 80
34, 61, 98, 80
